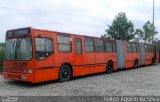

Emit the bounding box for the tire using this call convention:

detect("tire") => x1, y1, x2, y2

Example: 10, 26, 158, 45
106, 62, 113, 74
134, 60, 138, 69
152, 58, 156, 65
59, 65, 72, 82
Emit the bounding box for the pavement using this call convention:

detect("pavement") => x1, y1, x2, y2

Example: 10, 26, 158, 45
0, 64, 160, 96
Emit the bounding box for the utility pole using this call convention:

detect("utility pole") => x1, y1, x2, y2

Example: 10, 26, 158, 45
152, 0, 155, 44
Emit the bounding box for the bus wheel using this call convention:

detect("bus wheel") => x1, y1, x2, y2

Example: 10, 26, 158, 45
134, 60, 138, 68
152, 58, 156, 65
106, 62, 113, 74
59, 65, 71, 82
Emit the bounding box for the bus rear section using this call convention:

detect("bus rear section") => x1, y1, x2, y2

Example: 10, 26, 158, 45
144, 44, 156, 65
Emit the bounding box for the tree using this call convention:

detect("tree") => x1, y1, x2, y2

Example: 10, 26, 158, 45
102, 12, 135, 41
0, 50, 4, 72
101, 34, 110, 38
143, 21, 158, 43
0, 43, 5, 72
134, 29, 144, 42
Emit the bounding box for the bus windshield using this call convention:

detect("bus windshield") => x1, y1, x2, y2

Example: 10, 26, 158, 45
5, 37, 32, 60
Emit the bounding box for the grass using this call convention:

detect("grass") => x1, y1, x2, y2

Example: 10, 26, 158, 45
0, 49, 4, 72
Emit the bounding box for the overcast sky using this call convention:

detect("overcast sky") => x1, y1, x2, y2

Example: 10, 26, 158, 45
0, 0, 160, 43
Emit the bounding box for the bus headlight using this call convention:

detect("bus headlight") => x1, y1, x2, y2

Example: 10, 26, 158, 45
21, 75, 27, 79
24, 69, 33, 74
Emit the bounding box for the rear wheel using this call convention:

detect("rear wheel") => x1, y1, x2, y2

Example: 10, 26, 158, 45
134, 60, 138, 68
152, 58, 156, 65
106, 62, 113, 74
59, 65, 72, 82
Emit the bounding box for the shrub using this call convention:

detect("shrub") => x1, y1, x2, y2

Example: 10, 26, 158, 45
0, 50, 5, 72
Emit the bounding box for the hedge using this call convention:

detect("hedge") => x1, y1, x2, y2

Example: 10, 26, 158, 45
0, 50, 4, 72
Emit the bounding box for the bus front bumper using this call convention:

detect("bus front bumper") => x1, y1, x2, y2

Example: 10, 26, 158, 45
3, 72, 34, 83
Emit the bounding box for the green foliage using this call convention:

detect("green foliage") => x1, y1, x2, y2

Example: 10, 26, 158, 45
103, 12, 135, 41
0, 43, 5, 47
143, 21, 158, 42
0, 50, 5, 72
101, 34, 110, 38
134, 29, 144, 42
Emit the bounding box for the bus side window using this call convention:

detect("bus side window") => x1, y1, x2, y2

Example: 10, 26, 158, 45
127, 43, 132, 53
149, 45, 151, 53
145, 45, 148, 53
132, 43, 137, 53
105, 40, 113, 52
75, 38, 82, 54
112, 41, 116, 52
136, 44, 139, 52
151, 45, 153, 53
84, 38, 94, 53
95, 39, 105, 52
57, 34, 72, 52
148, 45, 151, 53
35, 38, 53, 60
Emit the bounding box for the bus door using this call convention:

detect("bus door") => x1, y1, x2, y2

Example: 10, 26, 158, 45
33, 31, 56, 82
74, 38, 83, 66
116, 40, 125, 69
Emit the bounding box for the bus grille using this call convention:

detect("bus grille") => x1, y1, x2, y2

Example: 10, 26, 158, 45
3, 62, 26, 73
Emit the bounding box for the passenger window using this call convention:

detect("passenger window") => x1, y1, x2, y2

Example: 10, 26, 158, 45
57, 34, 72, 52
84, 38, 94, 52
157, 47, 159, 53
112, 42, 116, 52
148, 45, 151, 53
105, 40, 113, 52
150, 45, 153, 53
136, 44, 140, 52
35, 38, 53, 60
127, 43, 132, 53
145, 45, 149, 53
75, 38, 82, 54
95, 39, 105, 52
152, 46, 154, 53
152, 46, 155, 53
132, 43, 137, 52
148, 45, 150, 53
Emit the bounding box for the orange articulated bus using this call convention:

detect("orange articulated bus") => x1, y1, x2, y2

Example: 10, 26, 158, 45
3, 27, 159, 83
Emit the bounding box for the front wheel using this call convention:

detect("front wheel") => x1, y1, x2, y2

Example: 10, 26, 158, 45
59, 65, 72, 82
106, 62, 113, 74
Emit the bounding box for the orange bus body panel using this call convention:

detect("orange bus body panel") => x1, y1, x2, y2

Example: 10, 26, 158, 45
125, 53, 141, 68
